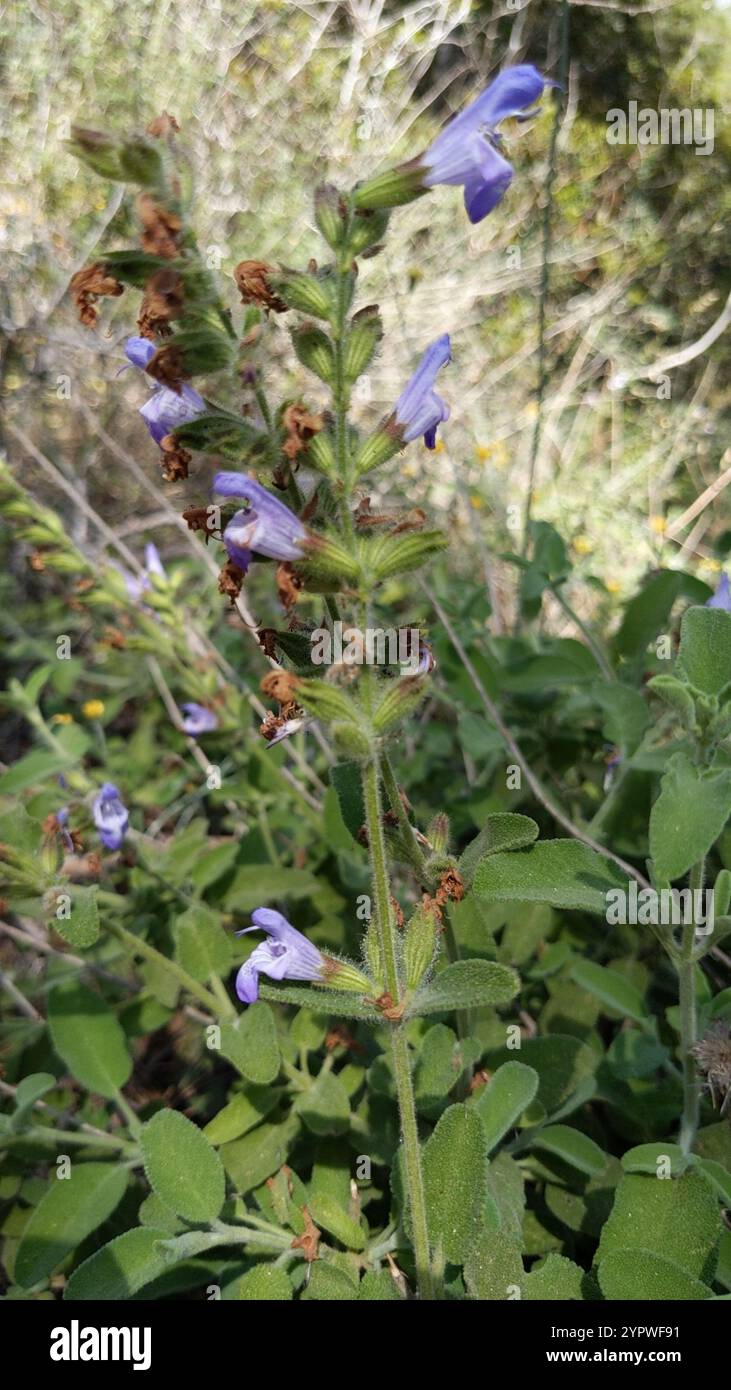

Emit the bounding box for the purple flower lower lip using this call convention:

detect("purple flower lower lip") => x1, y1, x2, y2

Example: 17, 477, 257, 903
706, 574, 731, 611
394, 335, 451, 450
234, 908, 326, 1004
180, 702, 219, 736
92, 782, 128, 850
214, 473, 307, 563
124, 336, 205, 445
422, 63, 550, 224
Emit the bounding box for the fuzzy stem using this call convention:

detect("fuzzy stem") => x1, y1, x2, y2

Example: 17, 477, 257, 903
381, 751, 429, 880
678, 859, 704, 1153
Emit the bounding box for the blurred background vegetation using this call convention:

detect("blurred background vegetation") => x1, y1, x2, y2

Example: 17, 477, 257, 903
1, 0, 730, 739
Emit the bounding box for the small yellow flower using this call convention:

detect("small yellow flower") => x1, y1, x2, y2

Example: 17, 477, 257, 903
469, 493, 484, 510
82, 699, 105, 719
476, 444, 492, 461
606, 578, 621, 594
704, 558, 722, 574
573, 535, 593, 556
649, 515, 666, 535
51, 713, 74, 725
431, 439, 445, 454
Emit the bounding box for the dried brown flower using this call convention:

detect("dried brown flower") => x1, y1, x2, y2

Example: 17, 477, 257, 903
234, 260, 287, 313
137, 268, 184, 339
159, 434, 191, 482
70, 262, 124, 328
146, 111, 180, 139
282, 403, 325, 463
137, 193, 182, 258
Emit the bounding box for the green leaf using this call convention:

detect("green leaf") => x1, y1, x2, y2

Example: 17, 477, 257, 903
140, 1110, 225, 1222
593, 682, 648, 754
307, 1193, 365, 1251
414, 1023, 470, 1111
678, 605, 731, 696
259, 981, 379, 1020
650, 752, 731, 883
422, 1104, 486, 1264
694, 1157, 731, 1205
238, 1266, 292, 1300
621, 1143, 690, 1177
358, 1270, 402, 1300
522, 1253, 586, 1301
483, 1036, 598, 1117
219, 1003, 280, 1085
294, 1070, 350, 1136
460, 814, 539, 888
474, 839, 626, 914
15, 1164, 128, 1288
570, 960, 648, 1022
10, 1072, 56, 1132
472, 1061, 539, 1154
53, 885, 100, 949
598, 1249, 712, 1301
409, 960, 519, 1016
464, 1229, 524, 1301
225, 865, 317, 912
529, 1125, 606, 1177
612, 570, 684, 660
174, 904, 232, 981
203, 1088, 279, 1145
301, 1263, 358, 1300
220, 1115, 300, 1193
48, 980, 132, 1099
328, 762, 365, 840
597, 1170, 720, 1282
173, 412, 263, 459
64, 1227, 169, 1301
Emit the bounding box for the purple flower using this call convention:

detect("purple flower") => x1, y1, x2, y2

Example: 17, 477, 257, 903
92, 782, 128, 850
214, 473, 307, 564
706, 574, 731, 611
119, 541, 167, 603
416, 641, 436, 675
422, 64, 550, 224
181, 702, 219, 736
394, 335, 451, 449
124, 337, 205, 445
234, 908, 326, 1004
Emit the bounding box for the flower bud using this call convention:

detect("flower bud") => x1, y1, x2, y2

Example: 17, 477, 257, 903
290, 324, 335, 386
118, 137, 164, 188
314, 184, 348, 248
368, 528, 448, 581
353, 161, 427, 211
332, 722, 373, 759
306, 431, 337, 477
271, 270, 332, 321
343, 306, 383, 385
426, 813, 450, 855
372, 676, 427, 735
348, 207, 390, 257
321, 956, 373, 993
295, 679, 361, 725
68, 127, 123, 180
301, 532, 361, 583
354, 422, 401, 476
403, 902, 440, 990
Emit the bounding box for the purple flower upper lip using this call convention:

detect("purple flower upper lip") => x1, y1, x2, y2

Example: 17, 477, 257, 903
181, 703, 219, 736
422, 64, 550, 224
213, 473, 307, 565
124, 336, 205, 445
394, 334, 451, 449
706, 574, 731, 611
234, 908, 325, 1004
92, 782, 128, 851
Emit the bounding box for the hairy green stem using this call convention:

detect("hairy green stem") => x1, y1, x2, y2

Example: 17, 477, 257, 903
678, 859, 704, 1152
362, 754, 435, 1297
380, 751, 429, 880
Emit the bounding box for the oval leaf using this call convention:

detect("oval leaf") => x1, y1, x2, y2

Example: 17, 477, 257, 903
141, 1109, 225, 1222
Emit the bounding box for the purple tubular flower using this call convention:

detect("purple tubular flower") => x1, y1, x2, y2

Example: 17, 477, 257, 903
92, 782, 129, 851
214, 473, 307, 563
394, 335, 451, 449
234, 908, 326, 1004
181, 702, 219, 736
706, 574, 731, 611
422, 64, 550, 224
124, 336, 205, 445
